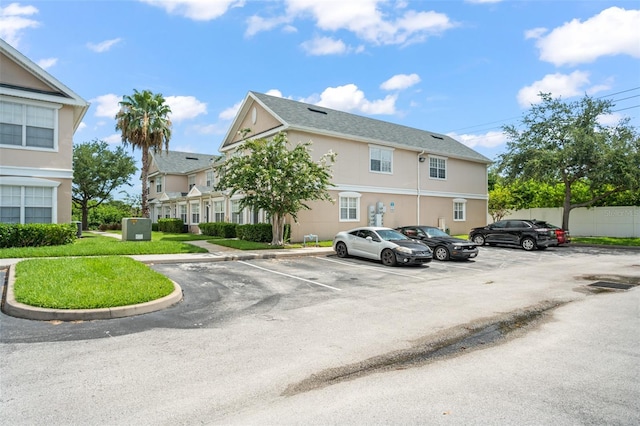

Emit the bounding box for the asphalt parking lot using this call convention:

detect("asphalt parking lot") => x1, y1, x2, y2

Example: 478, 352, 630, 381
1, 244, 639, 425
0, 244, 634, 344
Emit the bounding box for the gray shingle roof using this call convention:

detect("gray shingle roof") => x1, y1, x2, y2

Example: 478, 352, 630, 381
151, 150, 216, 174
250, 91, 491, 163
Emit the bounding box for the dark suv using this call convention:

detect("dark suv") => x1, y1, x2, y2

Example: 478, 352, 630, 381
469, 219, 557, 251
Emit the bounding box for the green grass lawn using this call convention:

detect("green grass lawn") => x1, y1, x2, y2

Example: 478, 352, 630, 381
571, 236, 640, 246
13, 256, 175, 309
0, 232, 209, 259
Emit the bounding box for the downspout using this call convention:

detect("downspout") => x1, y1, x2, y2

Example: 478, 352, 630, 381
417, 150, 425, 224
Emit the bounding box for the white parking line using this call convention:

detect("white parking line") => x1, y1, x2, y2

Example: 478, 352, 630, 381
238, 261, 342, 291
318, 257, 426, 279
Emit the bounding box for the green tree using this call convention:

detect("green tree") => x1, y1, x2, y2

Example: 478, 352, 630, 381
499, 93, 640, 230
72, 140, 137, 230
115, 89, 172, 218
215, 131, 337, 245
488, 183, 512, 222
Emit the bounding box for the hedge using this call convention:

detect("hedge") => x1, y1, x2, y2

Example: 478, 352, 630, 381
236, 223, 272, 242
157, 218, 184, 233
199, 222, 237, 238
0, 223, 77, 248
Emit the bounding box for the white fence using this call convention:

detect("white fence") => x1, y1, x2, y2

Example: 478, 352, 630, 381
503, 206, 640, 238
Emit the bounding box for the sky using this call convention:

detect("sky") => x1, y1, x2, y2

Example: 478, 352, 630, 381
2, 0, 639, 194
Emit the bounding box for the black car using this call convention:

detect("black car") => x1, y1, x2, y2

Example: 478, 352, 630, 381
469, 219, 557, 251
395, 225, 479, 261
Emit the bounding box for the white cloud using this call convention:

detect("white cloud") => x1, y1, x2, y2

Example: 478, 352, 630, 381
36, 57, 57, 70
315, 84, 397, 115
448, 130, 508, 149
246, 14, 291, 37
380, 73, 421, 91
531, 7, 640, 66
597, 112, 623, 127
87, 38, 122, 53
249, 0, 457, 46
0, 3, 40, 47
91, 94, 122, 118
516, 71, 610, 107
104, 133, 123, 145
219, 101, 242, 121
165, 95, 207, 123
265, 89, 284, 98
301, 36, 347, 55
524, 27, 547, 40
140, 0, 245, 21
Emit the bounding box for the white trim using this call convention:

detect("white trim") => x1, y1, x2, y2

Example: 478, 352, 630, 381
0, 176, 61, 187
332, 184, 488, 200
338, 191, 361, 222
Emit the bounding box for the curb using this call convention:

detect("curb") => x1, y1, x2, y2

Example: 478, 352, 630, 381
2, 264, 183, 321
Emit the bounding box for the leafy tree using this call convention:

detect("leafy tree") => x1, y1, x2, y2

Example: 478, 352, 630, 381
115, 89, 172, 218
72, 140, 137, 230
488, 183, 512, 222
215, 131, 337, 245
499, 93, 640, 230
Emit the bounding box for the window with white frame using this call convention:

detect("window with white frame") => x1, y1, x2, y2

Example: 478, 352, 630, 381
0, 185, 54, 224
0, 100, 57, 149
231, 200, 243, 224
191, 202, 200, 224
206, 171, 214, 187
369, 146, 393, 173
453, 198, 466, 221
156, 176, 163, 193
213, 200, 224, 222
179, 204, 187, 222
429, 156, 447, 180
188, 175, 195, 189
339, 192, 361, 221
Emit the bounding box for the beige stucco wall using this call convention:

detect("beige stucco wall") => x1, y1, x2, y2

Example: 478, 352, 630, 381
0, 52, 51, 91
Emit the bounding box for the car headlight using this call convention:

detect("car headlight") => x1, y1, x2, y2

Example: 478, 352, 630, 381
395, 246, 413, 254
453, 245, 461, 250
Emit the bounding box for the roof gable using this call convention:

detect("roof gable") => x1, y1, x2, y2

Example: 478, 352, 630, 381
220, 91, 490, 164
0, 38, 89, 130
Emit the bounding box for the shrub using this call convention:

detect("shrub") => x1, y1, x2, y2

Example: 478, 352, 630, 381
157, 218, 184, 233
199, 222, 237, 238
0, 223, 77, 248
237, 223, 272, 242
99, 222, 122, 231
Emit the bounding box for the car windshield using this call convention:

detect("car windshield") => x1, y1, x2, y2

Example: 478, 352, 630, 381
377, 229, 410, 241
422, 227, 448, 237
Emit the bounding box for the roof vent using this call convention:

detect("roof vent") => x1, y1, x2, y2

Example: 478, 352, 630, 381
430, 134, 444, 140
307, 107, 327, 115
185, 156, 199, 160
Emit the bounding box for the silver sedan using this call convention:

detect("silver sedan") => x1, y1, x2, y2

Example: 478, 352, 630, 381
333, 226, 433, 266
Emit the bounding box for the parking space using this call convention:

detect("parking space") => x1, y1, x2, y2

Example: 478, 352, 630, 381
0, 244, 633, 344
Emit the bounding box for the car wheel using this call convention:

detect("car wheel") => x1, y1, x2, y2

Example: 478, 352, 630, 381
472, 234, 485, 246
521, 237, 536, 251
381, 249, 397, 266
335, 242, 349, 258
434, 246, 450, 261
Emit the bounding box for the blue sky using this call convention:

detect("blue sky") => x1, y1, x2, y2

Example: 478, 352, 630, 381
2, 1, 639, 171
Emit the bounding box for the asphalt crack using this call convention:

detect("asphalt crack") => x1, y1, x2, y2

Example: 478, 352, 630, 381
283, 300, 566, 396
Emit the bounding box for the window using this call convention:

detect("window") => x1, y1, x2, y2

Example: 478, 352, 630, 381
213, 201, 225, 222
453, 198, 466, 221
369, 146, 392, 173
0, 101, 56, 149
188, 175, 195, 189
429, 156, 447, 180
231, 200, 243, 224
206, 171, 214, 187
179, 204, 187, 222
339, 192, 361, 222
164, 206, 171, 218
0, 185, 53, 224
156, 176, 163, 193
191, 203, 200, 224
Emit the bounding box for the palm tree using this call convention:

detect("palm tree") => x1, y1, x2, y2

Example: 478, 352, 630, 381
115, 89, 172, 218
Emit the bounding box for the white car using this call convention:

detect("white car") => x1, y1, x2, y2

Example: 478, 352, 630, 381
333, 226, 433, 266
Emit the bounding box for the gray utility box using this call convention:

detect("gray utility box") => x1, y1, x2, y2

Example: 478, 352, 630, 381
121, 218, 152, 241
